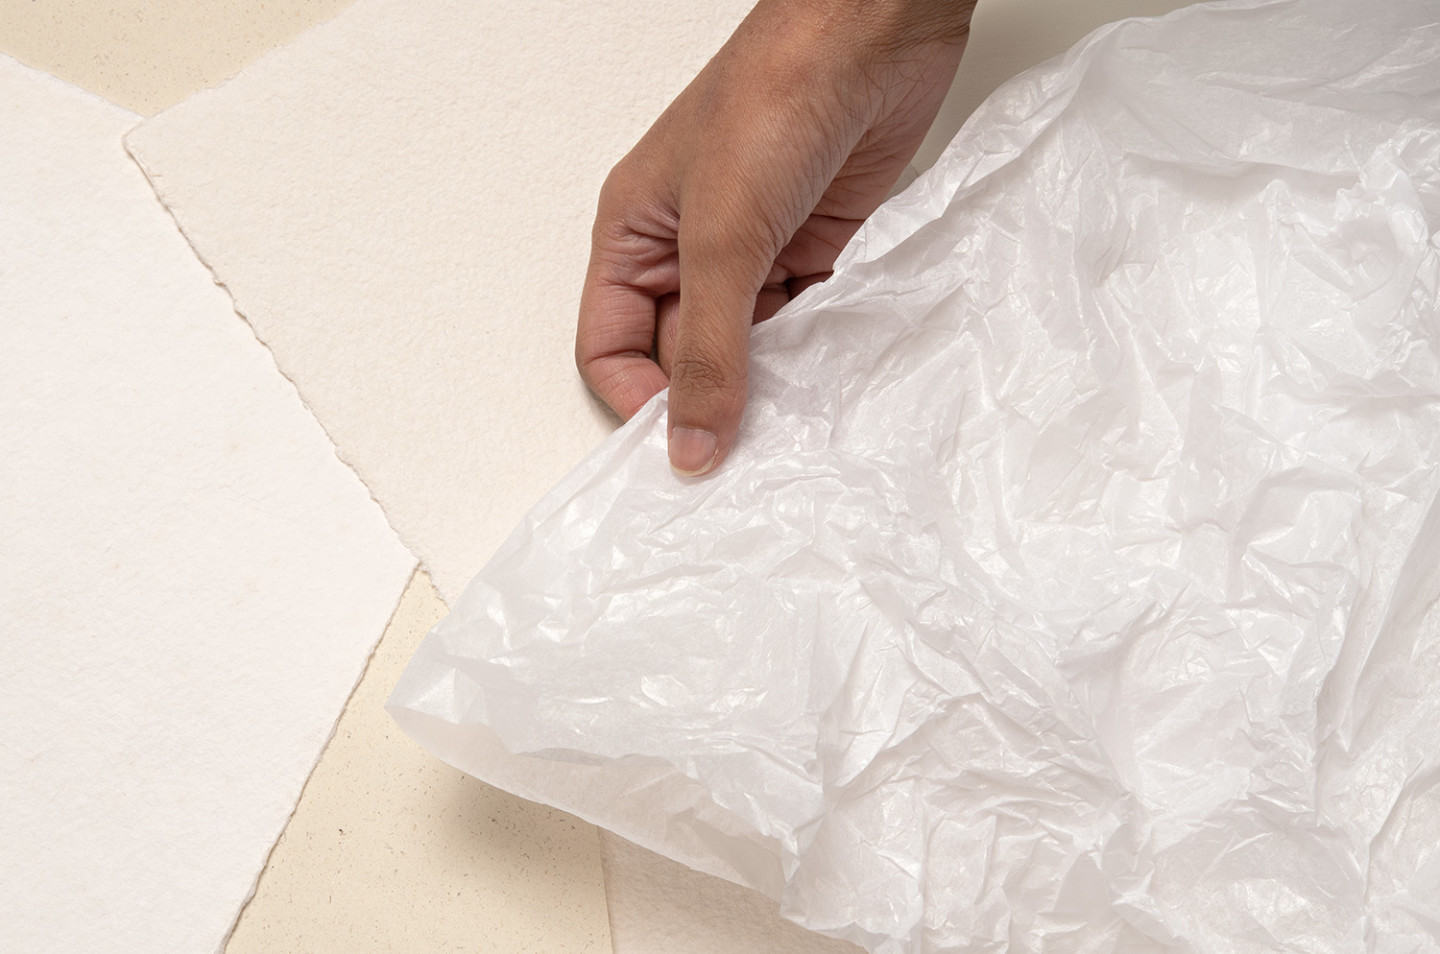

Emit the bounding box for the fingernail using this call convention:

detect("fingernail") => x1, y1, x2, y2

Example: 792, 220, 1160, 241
669, 427, 718, 477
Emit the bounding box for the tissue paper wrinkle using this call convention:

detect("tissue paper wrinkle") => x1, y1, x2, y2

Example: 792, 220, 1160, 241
390, 0, 1440, 950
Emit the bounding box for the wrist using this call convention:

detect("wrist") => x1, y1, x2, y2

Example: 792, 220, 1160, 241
804, 0, 977, 49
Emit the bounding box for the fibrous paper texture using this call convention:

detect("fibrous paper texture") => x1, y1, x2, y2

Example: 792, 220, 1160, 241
0, 56, 415, 952
124, 0, 754, 605
391, 1, 1440, 951
122, 0, 832, 947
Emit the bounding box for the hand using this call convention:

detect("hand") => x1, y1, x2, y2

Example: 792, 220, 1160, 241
577, 0, 975, 476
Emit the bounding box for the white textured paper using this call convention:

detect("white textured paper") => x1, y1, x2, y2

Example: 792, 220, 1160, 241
121, 0, 851, 949
0, 56, 415, 953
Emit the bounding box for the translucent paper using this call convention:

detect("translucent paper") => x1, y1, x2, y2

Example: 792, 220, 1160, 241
390, 0, 1440, 950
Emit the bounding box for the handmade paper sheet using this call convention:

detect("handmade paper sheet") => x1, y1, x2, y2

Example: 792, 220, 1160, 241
125, 0, 755, 605
0, 56, 414, 952
122, 0, 835, 948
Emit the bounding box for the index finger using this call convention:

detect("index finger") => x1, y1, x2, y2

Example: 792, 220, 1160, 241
576, 270, 670, 421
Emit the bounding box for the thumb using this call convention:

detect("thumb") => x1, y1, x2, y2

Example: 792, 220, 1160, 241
666, 197, 790, 477
660, 3, 870, 477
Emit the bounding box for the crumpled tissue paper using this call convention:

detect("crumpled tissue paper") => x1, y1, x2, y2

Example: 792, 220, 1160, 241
390, 0, 1440, 950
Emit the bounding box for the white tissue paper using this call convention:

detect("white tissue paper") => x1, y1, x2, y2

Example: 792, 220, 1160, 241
390, 0, 1440, 950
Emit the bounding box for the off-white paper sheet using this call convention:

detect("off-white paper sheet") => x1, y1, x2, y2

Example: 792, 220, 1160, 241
0, 55, 415, 952
122, 0, 835, 948
125, 0, 756, 606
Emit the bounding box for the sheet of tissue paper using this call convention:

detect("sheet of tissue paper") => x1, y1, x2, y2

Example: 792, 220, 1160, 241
121, 0, 845, 949
390, 0, 1440, 951
0, 55, 415, 953
910, 0, 1194, 172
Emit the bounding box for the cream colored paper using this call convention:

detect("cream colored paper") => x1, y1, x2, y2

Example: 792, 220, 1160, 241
0, 54, 414, 952
126, 0, 755, 606
122, 0, 823, 948
0, 0, 356, 114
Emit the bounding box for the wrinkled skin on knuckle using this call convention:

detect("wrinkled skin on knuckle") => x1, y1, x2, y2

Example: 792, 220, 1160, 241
826, 0, 977, 55
684, 213, 785, 285
669, 350, 744, 406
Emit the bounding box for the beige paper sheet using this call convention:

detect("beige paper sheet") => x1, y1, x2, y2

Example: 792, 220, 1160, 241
226, 571, 611, 954
0, 0, 355, 114
128, 0, 758, 605
120, 0, 859, 948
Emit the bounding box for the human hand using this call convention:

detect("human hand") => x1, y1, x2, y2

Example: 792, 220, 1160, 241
577, 0, 974, 476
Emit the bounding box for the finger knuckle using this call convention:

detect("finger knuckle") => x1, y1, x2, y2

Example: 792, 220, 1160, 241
669, 351, 741, 400
687, 219, 778, 271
